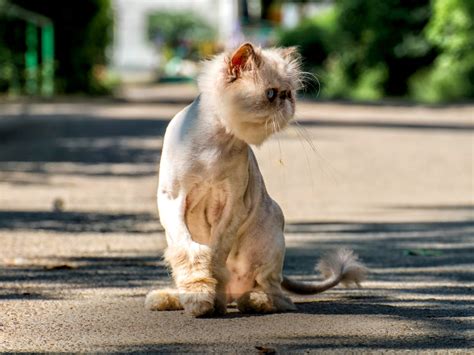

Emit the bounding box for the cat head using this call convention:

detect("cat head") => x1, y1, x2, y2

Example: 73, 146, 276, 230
199, 42, 302, 145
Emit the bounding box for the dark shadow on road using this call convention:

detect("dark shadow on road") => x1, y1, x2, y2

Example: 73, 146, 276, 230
0, 255, 168, 298
284, 219, 474, 281
286, 219, 474, 235
279, 218, 473, 349
386, 204, 474, 211
1, 109, 472, 184
0, 290, 58, 300
104, 330, 471, 352
291, 119, 474, 132
0, 210, 162, 234
2, 212, 472, 298
276, 333, 472, 351
0, 114, 169, 178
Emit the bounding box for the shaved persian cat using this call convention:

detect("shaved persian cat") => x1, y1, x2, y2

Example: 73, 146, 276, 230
145, 43, 367, 316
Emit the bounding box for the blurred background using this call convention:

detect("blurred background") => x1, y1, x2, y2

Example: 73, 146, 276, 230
0, 1, 473, 351
0, 0, 473, 102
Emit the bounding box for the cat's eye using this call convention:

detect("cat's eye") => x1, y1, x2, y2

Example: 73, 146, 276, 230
266, 88, 278, 102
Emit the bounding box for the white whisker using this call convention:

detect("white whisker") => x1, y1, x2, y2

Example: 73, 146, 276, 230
293, 124, 316, 197
298, 71, 321, 98
272, 115, 284, 166
292, 119, 342, 184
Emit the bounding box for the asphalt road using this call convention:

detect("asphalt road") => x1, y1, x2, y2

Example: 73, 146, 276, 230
0, 86, 473, 353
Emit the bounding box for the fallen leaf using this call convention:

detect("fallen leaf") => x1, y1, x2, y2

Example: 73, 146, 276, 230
403, 249, 443, 257
44, 264, 76, 270
255, 345, 277, 354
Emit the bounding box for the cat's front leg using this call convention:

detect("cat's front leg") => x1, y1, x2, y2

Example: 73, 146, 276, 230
158, 191, 219, 317
165, 242, 217, 317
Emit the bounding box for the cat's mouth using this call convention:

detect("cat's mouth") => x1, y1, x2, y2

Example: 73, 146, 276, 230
241, 114, 269, 125
242, 118, 286, 135
242, 120, 267, 129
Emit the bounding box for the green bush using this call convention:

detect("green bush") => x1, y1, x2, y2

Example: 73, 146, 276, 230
278, 8, 339, 73
277, 8, 342, 96
147, 11, 216, 61
331, 0, 434, 100
409, 0, 474, 102
0, 14, 24, 93
0, 0, 113, 95
277, 0, 440, 101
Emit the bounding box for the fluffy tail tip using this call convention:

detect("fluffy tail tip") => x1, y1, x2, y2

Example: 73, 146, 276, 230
318, 248, 368, 287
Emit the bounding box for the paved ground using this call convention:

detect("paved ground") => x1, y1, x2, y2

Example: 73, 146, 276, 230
0, 85, 473, 353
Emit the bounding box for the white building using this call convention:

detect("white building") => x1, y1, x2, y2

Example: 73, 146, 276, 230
112, 0, 239, 82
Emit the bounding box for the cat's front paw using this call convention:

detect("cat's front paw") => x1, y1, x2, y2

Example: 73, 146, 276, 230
180, 291, 228, 317
145, 288, 182, 311
181, 294, 215, 317
178, 274, 221, 317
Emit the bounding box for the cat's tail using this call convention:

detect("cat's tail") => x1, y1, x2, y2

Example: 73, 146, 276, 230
281, 248, 368, 295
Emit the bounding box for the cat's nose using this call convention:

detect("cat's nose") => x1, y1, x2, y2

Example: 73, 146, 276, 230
279, 90, 291, 100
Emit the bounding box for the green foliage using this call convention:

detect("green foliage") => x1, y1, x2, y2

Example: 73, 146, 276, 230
276, 0, 473, 102
409, 0, 474, 102
332, 0, 434, 100
0, 2, 26, 94
147, 11, 216, 61
352, 64, 388, 101
426, 0, 474, 53
0, 0, 113, 94
320, 55, 350, 99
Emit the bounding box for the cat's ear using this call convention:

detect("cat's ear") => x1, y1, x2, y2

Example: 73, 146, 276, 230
228, 42, 259, 80
279, 46, 300, 62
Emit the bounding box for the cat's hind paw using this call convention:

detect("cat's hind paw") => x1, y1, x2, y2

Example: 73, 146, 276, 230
237, 290, 296, 314
145, 288, 183, 311
237, 291, 274, 313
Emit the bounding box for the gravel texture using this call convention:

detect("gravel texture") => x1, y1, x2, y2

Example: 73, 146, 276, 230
0, 86, 473, 353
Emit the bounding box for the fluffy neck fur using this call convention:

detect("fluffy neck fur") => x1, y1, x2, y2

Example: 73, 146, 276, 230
198, 53, 230, 127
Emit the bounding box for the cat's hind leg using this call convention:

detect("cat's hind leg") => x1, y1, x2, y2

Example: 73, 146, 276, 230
145, 288, 183, 311
233, 215, 296, 314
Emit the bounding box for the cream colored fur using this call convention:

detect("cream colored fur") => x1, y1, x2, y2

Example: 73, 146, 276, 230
145, 43, 367, 316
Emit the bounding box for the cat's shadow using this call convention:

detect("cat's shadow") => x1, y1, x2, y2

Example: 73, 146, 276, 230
198, 298, 380, 319
201, 291, 473, 320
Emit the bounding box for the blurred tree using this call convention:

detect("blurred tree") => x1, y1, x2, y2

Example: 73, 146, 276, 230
277, 0, 443, 101
261, 0, 282, 23
0, 0, 113, 94
409, 0, 474, 102
278, 8, 338, 73
331, 0, 435, 99
0, 4, 25, 94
